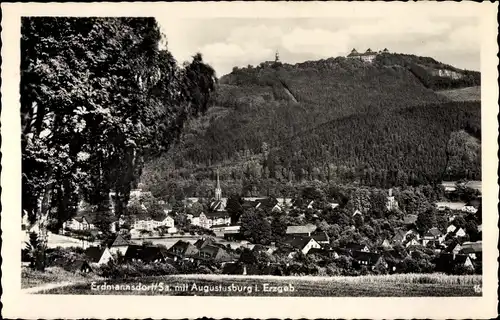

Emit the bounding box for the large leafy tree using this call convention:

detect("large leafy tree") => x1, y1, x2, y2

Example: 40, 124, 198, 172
21, 17, 216, 269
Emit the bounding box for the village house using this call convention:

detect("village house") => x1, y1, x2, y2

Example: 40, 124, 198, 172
392, 229, 407, 244
404, 228, 421, 241
405, 238, 421, 248
441, 181, 457, 192
344, 242, 370, 253
327, 202, 340, 210
108, 234, 130, 255
454, 254, 475, 269
446, 243, 462, 256
276, 197, 293, 210
124, 245, 169, 264
85, 246, 114, 266
307, 247, 341, 260
195, 245, 233, 263
462, 205, 478, 213
352, 209, 362, 217
455, 227, 467, 237
351, 251, 387, 270
311, 230, 330, 245
252, 244, 276, 256
447, 224, 457, 234
436, 201, 466, 211
284, 237, 321, 255
438, 253, 475, 271
67, 260, 94, 273
190, 211, 231, 229
131, 212, 175, 232
286, 224, 317, 237
167, 240, 199, 262
307, 200, 315, 209
380, 239, 392, 249
62, 215, 96, 231
194, 237, 218, 250
422, 227, 445, 246
459, 241, 482, 260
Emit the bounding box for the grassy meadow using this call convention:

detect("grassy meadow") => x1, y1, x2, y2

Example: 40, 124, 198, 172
437, 86, 481, 102
37, 273, 482, 297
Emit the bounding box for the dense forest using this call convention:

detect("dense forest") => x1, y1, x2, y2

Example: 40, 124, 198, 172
141, 53, 481, 197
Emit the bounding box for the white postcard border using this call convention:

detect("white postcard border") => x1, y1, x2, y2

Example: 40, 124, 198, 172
1, 2, 498, 319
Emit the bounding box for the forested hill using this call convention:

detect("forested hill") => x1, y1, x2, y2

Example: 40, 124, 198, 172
141, 53, 481, 197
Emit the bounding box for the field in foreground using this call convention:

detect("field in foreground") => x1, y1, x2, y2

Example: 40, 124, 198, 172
22, 267, 104, 289
38, 273, 482, 297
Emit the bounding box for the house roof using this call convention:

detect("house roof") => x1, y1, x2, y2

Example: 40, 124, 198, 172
168, 240, 199, 257
345, 243, 368, 251
124, 245, 167, 262
403, 214, 418, 225
436, 201, 466, 210
307, 248, 331, 256
311, 231, 329, 242
284, 237, 316, 250
392, 229, 407, 242
351, 251, 382, 264
242, 200, 260, 210
198, 245, 232, 262
459, 247, 476, 255
110, 235, 129, 247
461, 241, 482, 252
258, 197, 279, 209
454, 254, 471, 265
383, 249, 406, 261
286, 224, 317, 234
446, 243, 461, 253
204, 211, 230, 218
84, 246, 107, 263
68, 259, 93, 272
209, 199, 228, 211
425, 227, 443, 237
194, 237, 216, 249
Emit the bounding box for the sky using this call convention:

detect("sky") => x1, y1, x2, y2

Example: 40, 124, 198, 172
157, 16, 480, 77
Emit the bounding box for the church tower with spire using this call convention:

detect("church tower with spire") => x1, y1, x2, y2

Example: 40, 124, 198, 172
215, 169, 222, 201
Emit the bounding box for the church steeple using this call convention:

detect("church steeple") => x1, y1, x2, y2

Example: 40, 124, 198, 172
215, 169, 222, 201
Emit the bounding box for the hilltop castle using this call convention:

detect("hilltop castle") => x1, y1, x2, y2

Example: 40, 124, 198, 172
347, 48, 389, 63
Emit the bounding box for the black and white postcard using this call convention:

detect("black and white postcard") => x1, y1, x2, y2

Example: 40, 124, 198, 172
1, 2, 498, 319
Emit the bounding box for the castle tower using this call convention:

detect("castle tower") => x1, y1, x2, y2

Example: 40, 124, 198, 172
275, 50, 280, 63
215, 169, 222, 201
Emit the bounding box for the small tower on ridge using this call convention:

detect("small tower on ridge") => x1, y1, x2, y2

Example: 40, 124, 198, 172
275, 49, 280, 63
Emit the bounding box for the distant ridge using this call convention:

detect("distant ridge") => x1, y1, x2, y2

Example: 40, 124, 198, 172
142, 53, 481, 194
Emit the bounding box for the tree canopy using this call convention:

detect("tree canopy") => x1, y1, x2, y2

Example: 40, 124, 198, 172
21, 17, 216, 260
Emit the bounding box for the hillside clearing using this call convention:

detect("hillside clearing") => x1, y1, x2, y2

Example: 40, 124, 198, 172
437, 86, 481, 102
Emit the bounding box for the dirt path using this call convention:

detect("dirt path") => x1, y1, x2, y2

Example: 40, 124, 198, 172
22, 280, 87, 294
